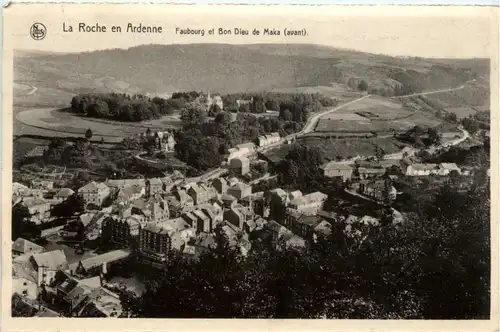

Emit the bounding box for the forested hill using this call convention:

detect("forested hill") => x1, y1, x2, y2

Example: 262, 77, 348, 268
15, 43, 489, 96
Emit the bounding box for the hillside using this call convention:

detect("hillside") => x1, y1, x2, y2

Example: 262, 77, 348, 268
14, 43, 490, 107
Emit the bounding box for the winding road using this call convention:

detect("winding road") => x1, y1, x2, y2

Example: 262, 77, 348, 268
257, 94, 372, 153
390, 79, 476, 99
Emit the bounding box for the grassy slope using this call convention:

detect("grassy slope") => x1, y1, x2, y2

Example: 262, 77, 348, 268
14, 44, 490, 106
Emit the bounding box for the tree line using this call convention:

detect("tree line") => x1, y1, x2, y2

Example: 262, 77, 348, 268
69, 92, 199, 122
221, 92, 336, 116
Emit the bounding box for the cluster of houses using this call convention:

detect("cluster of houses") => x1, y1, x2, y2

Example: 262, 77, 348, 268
13, 181, 75, 224
11, 237, 125, 317
405, 163, 461, 176
138, 130, 176, 153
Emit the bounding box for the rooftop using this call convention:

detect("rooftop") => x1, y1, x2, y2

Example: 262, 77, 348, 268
69, 249, 130, 272
323, 162, 353, 171
12, 238, 43, 254
55, 188, 75, 198
31, 250, 68, 271
106, 178, 145, 187
410, 163, 438, 171
79, 181, 109, 192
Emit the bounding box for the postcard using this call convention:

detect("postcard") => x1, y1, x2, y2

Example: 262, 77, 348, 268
1, 3, 498, 331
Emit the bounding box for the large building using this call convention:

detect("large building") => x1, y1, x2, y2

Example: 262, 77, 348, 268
288, 191, 328, 215
154, 131, 176, 153
227, 182, 252, 200
256, 133, 280, 147
105, 179, 146, 190
145, 178, 164, 197
187, 183, 217, 205
438, 163, 461, 176
101, 215, 145, 246
131, 195, 170, 223
181, 207, 217, 233
406, 163, 439, 176
204, 93, 224, 111
229, 156, 250, 175
30, 250, 69, 286
323, 162, 354, 181
22, 198, 51, 223
139, 223, 173, 265
78, 182, 111, 207
357, 167, 386, 179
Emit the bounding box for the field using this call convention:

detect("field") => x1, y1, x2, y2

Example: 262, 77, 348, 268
271, 84, 364, 103
266, 136, 403, 162
415, 79, 490, 118
315, 95, 442, 134
14, 107, 181, 141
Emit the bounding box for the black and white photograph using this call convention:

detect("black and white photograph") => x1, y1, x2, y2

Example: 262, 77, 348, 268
3, 4, 496, 324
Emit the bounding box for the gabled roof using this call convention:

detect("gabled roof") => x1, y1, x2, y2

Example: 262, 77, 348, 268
25, 146, 48, 158
23, 198, 49, 208
12, 238, 43, 254
439, 163, 460, 170
314, 220, 333, 236
69, 250, 130, 272
13, 182, 29, 192
410, 163, 438, 171
55, 188, 75, 198
323, 162, 353, 171
148, 178, 163, 185
79, 181, 109, 193
31, 250, 68, 270
229, 182, 251, 192
106, 178, 145, 188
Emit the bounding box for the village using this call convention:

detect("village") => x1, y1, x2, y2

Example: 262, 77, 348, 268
11, 115, 489, 318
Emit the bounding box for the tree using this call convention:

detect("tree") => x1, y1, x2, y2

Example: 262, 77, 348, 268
181, 102, 207, 129
215, 112, 231, 125
358, 80, 368, 91
12, 203, 38, 241
238, 103, 250, 113
374, 145, 385, 162
277, 144, 325, 189
52, 194, 85, 218
85, 128, 93, 140
280, 109, 293, 121
427, 127, 441, 146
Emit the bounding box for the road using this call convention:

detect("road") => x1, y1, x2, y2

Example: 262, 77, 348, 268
257, 94, 372, 153
249, 173, 278, 185
391, 79, 476, 99
302, 94, 372, 134
27, 85, 38, 95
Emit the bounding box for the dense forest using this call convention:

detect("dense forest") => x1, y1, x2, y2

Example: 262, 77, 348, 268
119, 175, 490, 319
69, 92, 200, 122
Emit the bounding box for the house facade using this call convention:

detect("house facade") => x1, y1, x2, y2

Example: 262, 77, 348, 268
139, 223, 173, 265
256, 133, 280, 147
406, 163, 439, 176
323, 162, 353, 181
288, 191, 328, 215
101, 215, 144, 246
227, 182, 252, 200
78, 182, 111, 207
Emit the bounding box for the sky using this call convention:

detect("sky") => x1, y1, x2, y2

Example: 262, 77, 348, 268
4, 4, 497, 58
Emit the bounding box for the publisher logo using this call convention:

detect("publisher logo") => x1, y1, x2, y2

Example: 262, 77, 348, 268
30, 23, 46, 41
